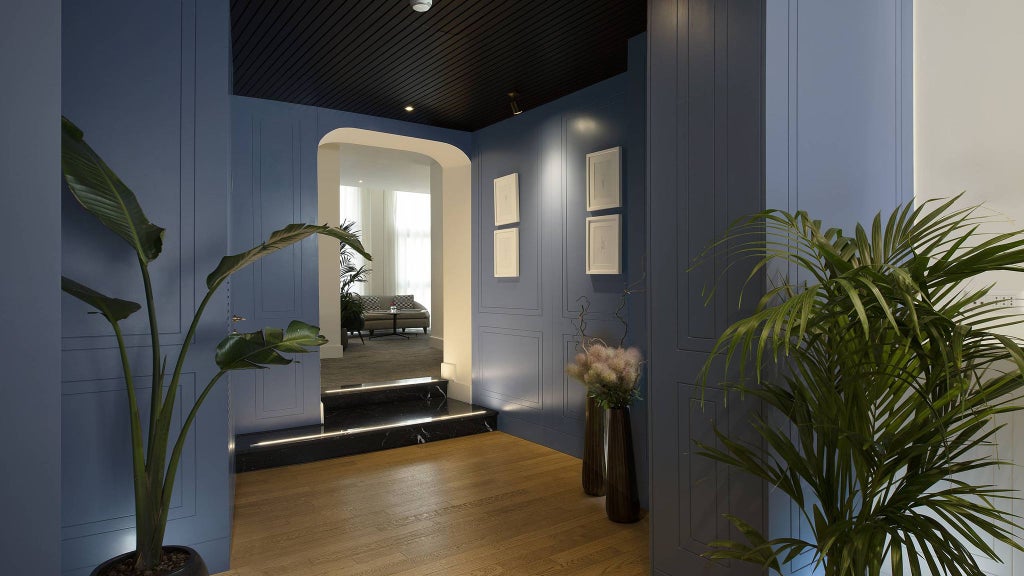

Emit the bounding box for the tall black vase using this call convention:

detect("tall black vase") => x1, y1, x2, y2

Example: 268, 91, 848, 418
582, 396, 606, 496
606, 406, 640, 523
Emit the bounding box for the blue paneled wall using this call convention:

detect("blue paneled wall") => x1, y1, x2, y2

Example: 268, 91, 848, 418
0, 1, 62, 574
764, 2, 913, 574
230, 96, 470, 434
60, 1, 232, 574
471, 35, 648, 504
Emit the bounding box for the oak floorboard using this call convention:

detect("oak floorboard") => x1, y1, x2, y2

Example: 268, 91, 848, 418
218, 432, 649, 576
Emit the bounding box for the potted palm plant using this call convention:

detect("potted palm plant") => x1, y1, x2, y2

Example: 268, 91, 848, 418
697, 197, 1024, 576
60, 117, 370, 575
338, 224, 371, 345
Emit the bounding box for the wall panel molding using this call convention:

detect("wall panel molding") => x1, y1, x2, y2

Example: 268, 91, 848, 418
477, 326, 544, 409
61, 0, 197, 351
476, 150, 544, 316
255, 363, 304, 419
561, 334, 586, 421
60, 375, 197, 539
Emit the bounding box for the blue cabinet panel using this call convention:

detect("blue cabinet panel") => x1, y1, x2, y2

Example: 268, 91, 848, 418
647, 0, 766, 574
230, 101, 320, 434
60, 1, 231, 573
62, 0, 190, 345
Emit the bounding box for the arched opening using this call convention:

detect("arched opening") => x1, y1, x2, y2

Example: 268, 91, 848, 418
316, 128, 473, 402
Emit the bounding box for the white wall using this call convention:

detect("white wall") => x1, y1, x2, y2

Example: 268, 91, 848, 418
317, 144, 344, 358
916, 4, 1024, 575
430, 161, 444, 341
915, 0, 1024, 339
319, 128, 473, 402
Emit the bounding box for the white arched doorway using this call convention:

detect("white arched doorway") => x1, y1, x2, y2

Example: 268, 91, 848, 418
316, 128, 473, 402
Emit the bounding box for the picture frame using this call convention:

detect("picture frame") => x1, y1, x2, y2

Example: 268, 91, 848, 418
494, 228, 519, 277
585, 214, 621, 275
586, 147, 621, 211
493, 173, 519, 226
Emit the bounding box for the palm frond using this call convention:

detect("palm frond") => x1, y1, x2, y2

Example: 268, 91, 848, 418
698, 197, 1024, 575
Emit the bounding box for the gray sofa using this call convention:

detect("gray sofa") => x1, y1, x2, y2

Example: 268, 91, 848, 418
356, 294, 430, 335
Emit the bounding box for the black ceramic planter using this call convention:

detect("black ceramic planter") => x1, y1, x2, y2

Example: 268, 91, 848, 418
90, 546, 209, 576
582, 396, 606, 496
605, 406, 641, 523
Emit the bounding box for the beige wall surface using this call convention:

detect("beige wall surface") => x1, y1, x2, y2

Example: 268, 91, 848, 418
916, 5, 1024, 575
915, 0, 1024, 340
317, 144, 344, 359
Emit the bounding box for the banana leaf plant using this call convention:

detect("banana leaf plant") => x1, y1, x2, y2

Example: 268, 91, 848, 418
696, 197, 1024, 576
60, 117, 370, 572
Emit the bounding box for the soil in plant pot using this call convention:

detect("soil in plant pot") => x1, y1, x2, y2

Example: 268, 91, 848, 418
98, 549, 190, 576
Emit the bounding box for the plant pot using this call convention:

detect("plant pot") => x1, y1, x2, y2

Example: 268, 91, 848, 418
605, 406, 640, 523
582, 396, 606, 496
90, 546, 208, 576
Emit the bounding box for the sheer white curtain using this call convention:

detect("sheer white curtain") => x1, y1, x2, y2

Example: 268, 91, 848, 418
340, 186, 431, 309
392, 190, 431, 312
338, 185, 370, 295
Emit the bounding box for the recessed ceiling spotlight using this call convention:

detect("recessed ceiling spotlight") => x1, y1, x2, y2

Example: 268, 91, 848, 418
404, 105, 415, 112
410, 0, 432, 12
358, 179, 363, 183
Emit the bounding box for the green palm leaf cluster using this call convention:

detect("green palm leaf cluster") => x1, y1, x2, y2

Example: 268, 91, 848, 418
699, 198, 1024, 576
60, 117, 371, 572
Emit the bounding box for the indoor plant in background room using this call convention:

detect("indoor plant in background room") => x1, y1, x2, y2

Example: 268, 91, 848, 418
697, 197, 1024, 576
60, 117, 369, 576
338, 222, 371, 346
566, 302, 643, 523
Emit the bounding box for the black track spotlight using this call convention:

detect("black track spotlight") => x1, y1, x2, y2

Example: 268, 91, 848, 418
508, 91, 523, 116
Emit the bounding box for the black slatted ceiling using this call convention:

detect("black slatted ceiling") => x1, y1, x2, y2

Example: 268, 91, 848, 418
231, 0, 646, 131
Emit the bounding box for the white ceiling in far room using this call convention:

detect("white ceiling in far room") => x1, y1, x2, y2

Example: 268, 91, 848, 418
338, 144, 433, 195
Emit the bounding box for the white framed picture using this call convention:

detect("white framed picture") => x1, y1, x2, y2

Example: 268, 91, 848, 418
586, 214, 621, 275
586, 147, 621, 211
494, 228, 519, 277
493, 173, 519, 226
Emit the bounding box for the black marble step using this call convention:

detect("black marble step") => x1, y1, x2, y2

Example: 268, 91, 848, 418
235, 397, 498, 472
321, 377, 448, 411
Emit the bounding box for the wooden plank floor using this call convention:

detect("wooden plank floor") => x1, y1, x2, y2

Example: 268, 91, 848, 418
218, 432, 649, 575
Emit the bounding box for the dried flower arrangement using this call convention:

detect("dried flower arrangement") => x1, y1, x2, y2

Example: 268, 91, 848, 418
566, 340, 642, 408
565, 270, 645, 409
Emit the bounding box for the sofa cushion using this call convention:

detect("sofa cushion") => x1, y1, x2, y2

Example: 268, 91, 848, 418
360, 295, 383, 310
394, 294, 415, 309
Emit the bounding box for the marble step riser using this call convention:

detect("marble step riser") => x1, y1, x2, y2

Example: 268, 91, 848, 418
236, 413, 497, 472
322, 380, 448, 411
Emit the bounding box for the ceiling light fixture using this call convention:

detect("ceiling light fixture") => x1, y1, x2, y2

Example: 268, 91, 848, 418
508, 91, 523, 116
404, 105, 414, 112
410, 0, 432, 12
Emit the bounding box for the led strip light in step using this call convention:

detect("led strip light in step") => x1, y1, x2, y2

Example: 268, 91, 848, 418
251, 411, 490, 448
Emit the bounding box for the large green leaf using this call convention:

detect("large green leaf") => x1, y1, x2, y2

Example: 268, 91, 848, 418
215, 320, 326, 371
61, 276, 141, 322
61, 117, 165, 262
206, 223, 370, 290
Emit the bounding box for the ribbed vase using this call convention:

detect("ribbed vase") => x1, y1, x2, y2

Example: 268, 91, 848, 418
605, 406, 640, 523
582, 396, 606, 496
